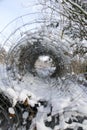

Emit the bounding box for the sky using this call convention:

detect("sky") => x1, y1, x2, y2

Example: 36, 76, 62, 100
0, 0, 39, 31
0, 0, 41, 49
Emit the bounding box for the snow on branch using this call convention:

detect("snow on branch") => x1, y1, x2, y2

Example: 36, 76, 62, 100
65, 0, 87, 16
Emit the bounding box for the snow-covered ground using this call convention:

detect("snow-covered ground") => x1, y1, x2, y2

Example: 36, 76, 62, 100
0, 62, 87, 130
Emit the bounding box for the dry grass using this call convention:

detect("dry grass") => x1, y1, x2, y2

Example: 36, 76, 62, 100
70, 60, 87, 74
0, 48, 6, 64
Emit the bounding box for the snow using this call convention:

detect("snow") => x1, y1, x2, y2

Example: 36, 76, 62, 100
6, 88, 18, 106
0, 25, 87, 129
8, 107, 15, 114
36, 121, 52, 130
6, 88, 18, 99
1, 67, 87, 129
0, 60, 87, 130
39, 55, 50, 62
23, 111, 28, 119
0, 59, 87, 130
47, 116, 52, 122
0, 0, 86, 129
83, 120, 87, 125
82, 39, 87, 47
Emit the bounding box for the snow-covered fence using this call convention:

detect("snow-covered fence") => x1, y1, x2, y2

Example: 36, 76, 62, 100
0, 13, 87, 130
6, 34, 68, 80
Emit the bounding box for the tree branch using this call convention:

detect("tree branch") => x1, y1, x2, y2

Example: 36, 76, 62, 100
65, 0, 87, 16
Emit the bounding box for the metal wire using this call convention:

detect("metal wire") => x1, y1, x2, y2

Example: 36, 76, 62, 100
0, 12, 87, 130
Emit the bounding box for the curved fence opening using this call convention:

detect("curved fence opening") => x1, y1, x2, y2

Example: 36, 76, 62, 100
35, 55, 56, 78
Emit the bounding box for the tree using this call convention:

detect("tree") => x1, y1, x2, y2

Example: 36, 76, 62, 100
61, 0, 87, 40
38, 0, 87, 74
39, 0, 87, 40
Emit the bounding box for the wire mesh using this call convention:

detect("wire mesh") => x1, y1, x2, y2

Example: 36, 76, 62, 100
0, 12, 87, 130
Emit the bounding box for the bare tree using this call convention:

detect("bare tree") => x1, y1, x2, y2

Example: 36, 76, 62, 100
61, 0, 87, 40
39, 0, 87, 40
38, 0, 87, 74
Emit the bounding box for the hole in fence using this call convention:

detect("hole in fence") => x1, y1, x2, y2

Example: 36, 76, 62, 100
35, 55, 56, 78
